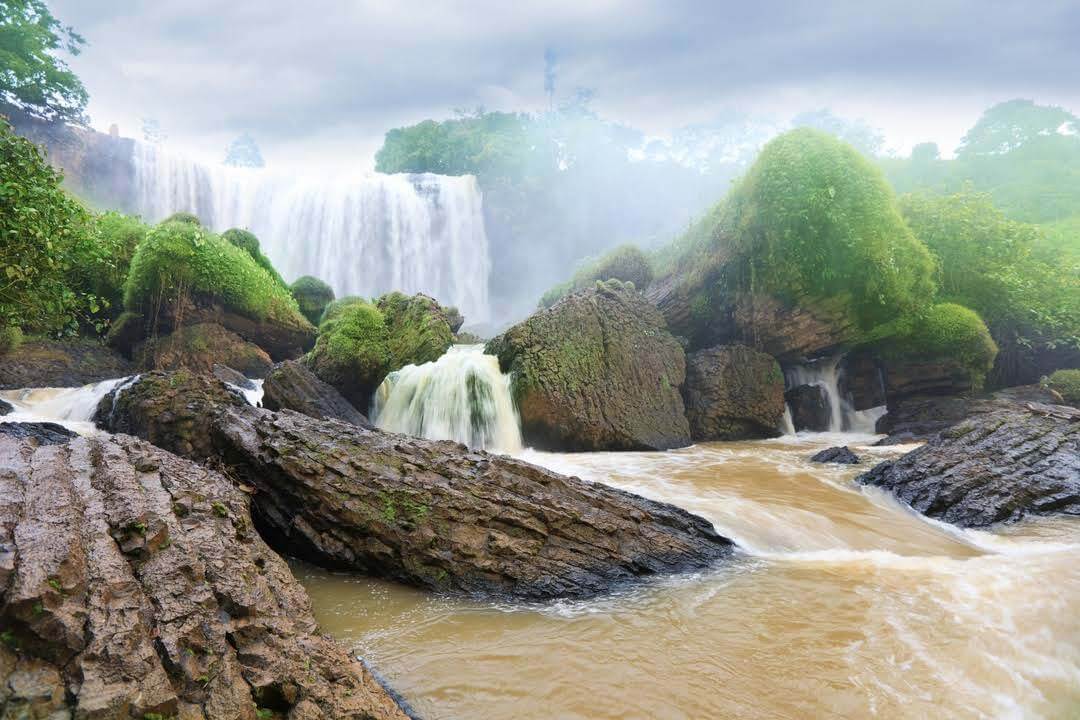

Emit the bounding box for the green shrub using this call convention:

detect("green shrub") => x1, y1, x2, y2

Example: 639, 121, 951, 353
720, 128, 936, 327
881, 303, 999, 388
83, 212, 149, 320
162, 212, 201, 226
1045, 368, 1080, 404
222, 228, 287, 287
123, 221, 305, 327
290, 275, 335, 325
0, 325, 23, 355
540, 244, 654, 308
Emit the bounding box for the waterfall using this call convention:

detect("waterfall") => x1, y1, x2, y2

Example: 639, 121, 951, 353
0, 377, 132, 434
371, 345, 522, 453
783, 357, 886, 434
131, 143, 492, 323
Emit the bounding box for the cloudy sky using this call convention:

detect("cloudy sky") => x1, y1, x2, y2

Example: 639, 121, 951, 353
51, 0, 1080, 169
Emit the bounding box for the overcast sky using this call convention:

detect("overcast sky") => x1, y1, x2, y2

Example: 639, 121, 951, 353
51, 0, 1080, 170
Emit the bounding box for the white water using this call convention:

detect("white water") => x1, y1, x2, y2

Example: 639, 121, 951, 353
131, 143, 492, 323
0, 377, 131, 434
784, 356, 886, 434
225, 379, 265, 408
372, 345, 522, 453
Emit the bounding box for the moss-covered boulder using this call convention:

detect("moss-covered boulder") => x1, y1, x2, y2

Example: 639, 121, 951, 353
290, 275, 335, 325
222, 227, 287, 287
540, 244, 654, 308
0, 337, 134, 390
1045, 368, 1080, 406
134, 322, 273, 378
161, 211, 201, 226
683, 345, 785, 440
487, 281, 691, 451
305, 292, 455, 409
120, 221, 315, 360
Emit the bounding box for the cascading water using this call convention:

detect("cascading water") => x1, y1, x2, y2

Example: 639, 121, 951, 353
783, 356, 886, 434
0, 377, 133, 434
371, 345, 522, 453
131, 143, 491, 323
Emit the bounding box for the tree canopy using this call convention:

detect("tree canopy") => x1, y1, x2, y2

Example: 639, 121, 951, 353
0, 0, 87, 123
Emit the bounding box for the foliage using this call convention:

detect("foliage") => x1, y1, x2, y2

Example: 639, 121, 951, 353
719, 128, 936, 328
957, 99, 1078, 158
123, 220, 305, 326
792, 109, 885, 157
0, 323, 21, 354
80, 211, 149, 319
540, 243, 653, 308
221, 227, 286, 287
163, 211, 201, 226
0, 0, 87, 122
878, 303, 999, 388
1045, 369, 1080, 404
290, 275, 334, 325
223, 132, 264, 168
0, 118, 112, 335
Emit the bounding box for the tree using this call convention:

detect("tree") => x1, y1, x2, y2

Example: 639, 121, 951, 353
223, 132, 265, 168
0, 0, 87, 122
957, 99, 1078, 158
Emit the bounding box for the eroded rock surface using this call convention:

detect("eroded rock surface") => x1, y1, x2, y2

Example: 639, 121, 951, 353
785, 384, 830, 433
0, 338, 133, 390
0, 425, 409, 719
99, 372, 734, 600
683, 345, 785, 441
810, 446, 860, 464
263, 360, 372, 428
859, 403, 1080, 527
135, 322, 274, 378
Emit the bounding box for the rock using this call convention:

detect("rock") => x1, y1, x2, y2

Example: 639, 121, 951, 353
784, 384, 830, 433
290, 276, 335, 326
0, 422, 78, 445
683, 345, 785, 441
134, 322, 274, 378
263, 360, 372, 427
213, 363, 255, 390
99, 371, 734, 600
858, 403, 1080, 527
0, 338, 134, 390
810, 446, 861, 464
159, 298, 316, 362
0, 399, 11, 416
487, 283, 691, 451
880, 356, 976, 404
0, 429, 410, 719
839, 350, 886, 411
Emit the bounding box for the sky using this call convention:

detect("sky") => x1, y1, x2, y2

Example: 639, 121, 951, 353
51, 0, 1080, 170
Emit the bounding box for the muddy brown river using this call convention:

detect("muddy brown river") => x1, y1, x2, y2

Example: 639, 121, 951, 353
295, 435, 1080, 719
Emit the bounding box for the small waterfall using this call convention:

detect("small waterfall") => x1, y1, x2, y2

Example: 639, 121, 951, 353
779, 406, 796, 435
0, 377, 132, 434
371, 345, 522, 453
131, 143, 492, 323
783, 357, 885, 434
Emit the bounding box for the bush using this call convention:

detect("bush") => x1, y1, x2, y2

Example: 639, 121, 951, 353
0, 118, 106, 335
222, 228, 287, 287
0, 325, 23, 355
82, 212, 149, 321
540, 244, 654, 308
163, 212, 201, 226
290, 275, 335, 325
1045, 368, 1080, 404
720, 128, 936, 327
883, 303, 999, 388
123, 220, 305, 326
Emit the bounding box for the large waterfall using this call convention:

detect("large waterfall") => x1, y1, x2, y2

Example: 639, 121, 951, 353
371, 345, 522, 453
131, 143, 492, 323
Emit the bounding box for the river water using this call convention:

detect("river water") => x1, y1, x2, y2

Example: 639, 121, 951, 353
296, 435, 1080, 720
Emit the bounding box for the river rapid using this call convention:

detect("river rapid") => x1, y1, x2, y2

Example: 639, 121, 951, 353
296, 434, 1080, 720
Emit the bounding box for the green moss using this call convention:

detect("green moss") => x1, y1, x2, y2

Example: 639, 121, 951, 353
211, 501, 229, 518
878, 303, 999, 388
540, 244, 654, 308
1045, 369, 1080, 404
162, 212, 201, 226
123, 221, 307, 328
318, 295, 367, 327
377, 292, 454, 368
290, 275, 335, 325
0, 325, 22, 355
222, 228, 287, 288
308, 300, 391, 391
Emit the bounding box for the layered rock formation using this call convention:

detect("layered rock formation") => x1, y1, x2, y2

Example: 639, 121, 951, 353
134, 322, 274, 378
0, 424, 408, 719
99, 372, 733, 600
487, 283, 691, 451
859, 403, 1080, 527
784, 384, 830, 433
683, 345, 785, 441
0, 338, 134, 390
263, 360, 372, 427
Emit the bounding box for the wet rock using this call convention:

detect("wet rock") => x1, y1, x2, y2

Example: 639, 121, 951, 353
100, 371, 734, 600
135, 322, 274, 378
839, 350, 886, 411
263, 359, 372, 428
858, 403, 1080, 527
880, 356, 976, 404
784, 384, 830, 433
810, 446, 861, 464
0, 422, 78, 445
0, 430, 410, 719
0, 399, 12, 416
213, 363, 255, 390
487, 282, 691, 451
683, 345, 785, 441
0, 338, 134, 389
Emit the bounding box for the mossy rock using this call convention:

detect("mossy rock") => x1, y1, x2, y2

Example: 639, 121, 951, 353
222, 228, 287, 288
290, 276, 335, 326
376, 292, 454, 369
540, 244, 654, 309
319, 296, 367, 327
135, 323, 273, 378
1046, 368, 1080, 406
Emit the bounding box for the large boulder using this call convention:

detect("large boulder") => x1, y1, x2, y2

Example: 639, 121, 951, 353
98, 372, 733, 600
784, 384, 830, 432
859, 403, 1080, 527
0, 424, 409, 719
487, 282, 691, 451
134, 322, 274, 378
290, 276, 335, 326
683, 345, 785, 441
0, 338, 134, 389
263, 359, 372, 427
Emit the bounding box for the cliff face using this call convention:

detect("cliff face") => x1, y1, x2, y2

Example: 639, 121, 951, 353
3, 105, 136, 212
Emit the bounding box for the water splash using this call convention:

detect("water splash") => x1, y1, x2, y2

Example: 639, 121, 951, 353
371, 345, 522, 452
784, 356, 885, 433
131, 143, 492, 323
0, 377, 132, 434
